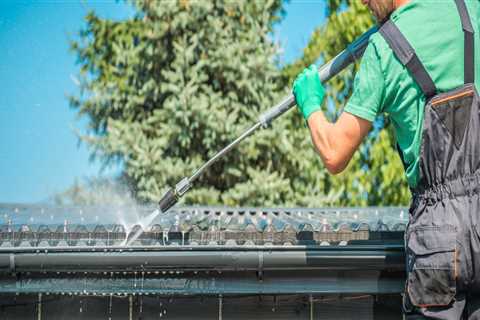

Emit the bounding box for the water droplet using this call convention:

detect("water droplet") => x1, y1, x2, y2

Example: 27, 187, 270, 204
108, 293, 113, 318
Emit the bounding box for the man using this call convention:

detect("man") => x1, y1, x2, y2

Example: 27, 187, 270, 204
293, 0, 480, 319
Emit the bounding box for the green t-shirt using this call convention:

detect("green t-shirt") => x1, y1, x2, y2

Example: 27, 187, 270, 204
344, 0, 480, 188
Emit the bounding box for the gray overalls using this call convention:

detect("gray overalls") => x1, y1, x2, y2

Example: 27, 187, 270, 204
379, 0, 479, 319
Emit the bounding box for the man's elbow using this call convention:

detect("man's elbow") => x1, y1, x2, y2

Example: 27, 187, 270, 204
323, 156, 348, 175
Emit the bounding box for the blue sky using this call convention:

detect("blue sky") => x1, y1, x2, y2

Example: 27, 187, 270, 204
0, 0, 326, 203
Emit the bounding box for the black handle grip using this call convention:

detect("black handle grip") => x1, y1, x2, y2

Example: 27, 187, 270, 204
158, 188, 178, 213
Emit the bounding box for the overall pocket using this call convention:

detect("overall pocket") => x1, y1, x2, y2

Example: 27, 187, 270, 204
406, 225, 457, 307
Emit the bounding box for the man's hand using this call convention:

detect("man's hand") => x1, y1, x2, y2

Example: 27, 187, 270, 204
293, 65, 325, 120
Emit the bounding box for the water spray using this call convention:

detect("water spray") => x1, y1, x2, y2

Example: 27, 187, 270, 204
126, 26, 378, 246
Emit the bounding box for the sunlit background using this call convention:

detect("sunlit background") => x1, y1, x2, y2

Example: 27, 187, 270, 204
0, 0, 326, 203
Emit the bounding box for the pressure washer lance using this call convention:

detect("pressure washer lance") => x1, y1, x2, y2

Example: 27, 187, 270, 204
158, 26, 378, 214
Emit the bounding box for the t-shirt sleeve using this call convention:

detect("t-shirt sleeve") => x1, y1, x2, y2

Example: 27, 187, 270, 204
343, 40, 385, 122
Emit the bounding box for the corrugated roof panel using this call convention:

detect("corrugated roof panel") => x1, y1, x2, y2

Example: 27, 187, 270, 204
0, 204, 408, 247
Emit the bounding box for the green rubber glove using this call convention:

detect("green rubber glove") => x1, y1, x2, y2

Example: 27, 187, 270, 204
293, 64, 325, 120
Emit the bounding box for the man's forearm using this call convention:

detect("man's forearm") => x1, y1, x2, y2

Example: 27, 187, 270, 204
306, 110, 372, 175
307, 111, 345, 174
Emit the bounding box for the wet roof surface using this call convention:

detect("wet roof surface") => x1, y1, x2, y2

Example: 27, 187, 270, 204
0, 204, 408, 247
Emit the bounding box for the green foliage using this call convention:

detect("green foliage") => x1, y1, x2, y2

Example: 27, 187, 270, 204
70, 0, 332, 207
331, 123, 411, 206
282, 0, 411, 206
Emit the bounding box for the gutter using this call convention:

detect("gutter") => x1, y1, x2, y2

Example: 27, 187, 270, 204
0, 244, 404, 273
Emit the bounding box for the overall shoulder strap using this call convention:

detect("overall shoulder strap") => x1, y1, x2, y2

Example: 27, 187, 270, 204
454, 0, 475, 84
379, 20, 437, 99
